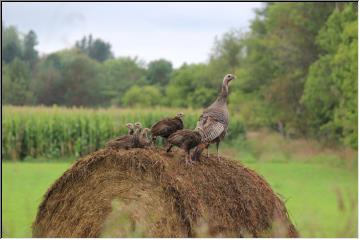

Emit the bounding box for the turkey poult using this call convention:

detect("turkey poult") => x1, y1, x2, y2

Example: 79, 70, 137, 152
126, 123, 135, 135
105, 133, 136, 150
166, 127, 203, 165
150, 113, 184, 144
138, 128, 152, 148
105, 123, 149, 150
192, 74, 236, 161
134, 122, 142, 134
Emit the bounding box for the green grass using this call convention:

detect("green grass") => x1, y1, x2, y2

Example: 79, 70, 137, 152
2, 162, 71, 237
2, 161, 357, 237
246, 162, 357, 237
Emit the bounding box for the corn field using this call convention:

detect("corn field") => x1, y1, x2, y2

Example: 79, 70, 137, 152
2, 106, 245, 160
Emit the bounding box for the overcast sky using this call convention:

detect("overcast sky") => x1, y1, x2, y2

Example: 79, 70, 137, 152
3, 2, 262, 67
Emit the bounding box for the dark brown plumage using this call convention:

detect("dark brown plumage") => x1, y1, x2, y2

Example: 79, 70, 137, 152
105, 123, 150, 150
192, 74, 235, 161
166, 128, 203, 165
151, 113, 184, 144
105, 135, 138, 150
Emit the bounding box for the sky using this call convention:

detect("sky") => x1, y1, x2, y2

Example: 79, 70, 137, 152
3, 2, 262, 67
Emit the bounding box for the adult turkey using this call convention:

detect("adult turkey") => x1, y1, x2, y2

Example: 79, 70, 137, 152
166, 127, 203, 165
192, 73, 235, 161
150, 113, 184, 144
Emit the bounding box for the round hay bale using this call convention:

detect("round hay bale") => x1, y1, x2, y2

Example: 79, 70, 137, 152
32, 148, 298, 237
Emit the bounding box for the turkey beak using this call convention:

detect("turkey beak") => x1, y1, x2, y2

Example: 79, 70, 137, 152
229, 76, 236, 84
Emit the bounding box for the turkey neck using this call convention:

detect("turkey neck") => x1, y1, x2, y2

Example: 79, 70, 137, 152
174, 116, 183, 123
214, 81, 229, 105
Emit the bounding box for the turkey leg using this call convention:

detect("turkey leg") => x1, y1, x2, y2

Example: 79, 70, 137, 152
166, 144, 173, 153
216, 141, 220, 160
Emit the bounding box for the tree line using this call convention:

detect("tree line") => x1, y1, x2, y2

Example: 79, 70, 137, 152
2, 2, 357, 148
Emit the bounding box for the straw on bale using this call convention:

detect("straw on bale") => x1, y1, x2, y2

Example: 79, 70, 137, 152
32, 148, 298, 237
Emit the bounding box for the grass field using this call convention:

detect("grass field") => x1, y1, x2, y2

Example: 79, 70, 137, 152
2, 162, 70, 237
2, 159, 357, 237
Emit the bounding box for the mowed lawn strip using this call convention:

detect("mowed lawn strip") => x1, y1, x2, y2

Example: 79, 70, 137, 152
2, 161, 357, 237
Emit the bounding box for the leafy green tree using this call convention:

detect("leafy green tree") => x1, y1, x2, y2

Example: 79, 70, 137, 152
146, 59, 173, 86
32, 50, 103, 106
101, 57, 147, 105
166, 63, 215, 107
302, 4, 357, 148
239, 12, 276, 93
188, 87, 217, 108
75, 34, 113, 62
2, 25, 22, 64
2, 58, 34, 105
122, 85, 162, 107
235, 3, 336, 134
2, 26, 38, 105
61, 51, 103, 106
89, 39, 113, 62
23, 30, 39, 67
31, 53, 66, 105
209, 29, 246, 74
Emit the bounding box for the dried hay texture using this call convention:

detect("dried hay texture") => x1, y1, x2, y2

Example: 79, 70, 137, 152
32, 148, 298, 237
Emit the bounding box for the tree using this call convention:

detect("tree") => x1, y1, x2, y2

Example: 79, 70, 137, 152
61, 51, 103, 106
187, 87, 217, 108
89, 39, 113, 62
146, 59, 173, 86
101, 57, 147, 106
165, 63, 216, 108
122, 85, 162, 107
2, 58, 34, 105
2, 25, 22, 64
31, 53, 65, 105
234, 3, 337, 135
23, 30, 39, 67
32, 50, 103, 106
302, 4, 357, 148
210, 29, 246, 74
75, 34, 113, 62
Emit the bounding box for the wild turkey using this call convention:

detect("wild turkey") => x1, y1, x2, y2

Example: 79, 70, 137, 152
166, 127, 203, 165
192, 73, 236, 161
105, 134, 138, 150
150, 113, 184, 144
138, 128, 152, 148
134, 122, 142, 134
126, 123, 134, 135
105, 122, 143, 150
